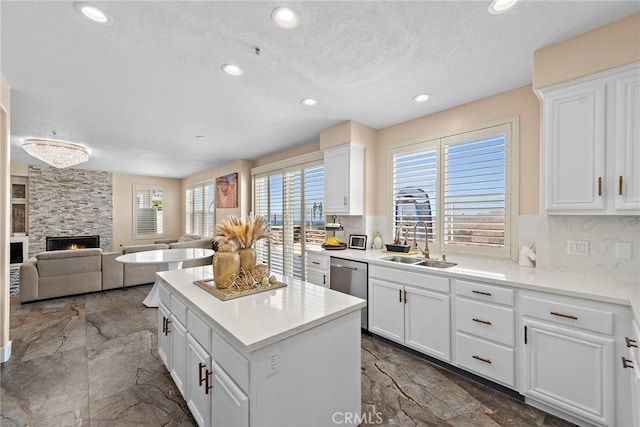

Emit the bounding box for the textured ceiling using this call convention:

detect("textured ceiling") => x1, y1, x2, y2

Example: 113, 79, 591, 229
2, 1, 638, 178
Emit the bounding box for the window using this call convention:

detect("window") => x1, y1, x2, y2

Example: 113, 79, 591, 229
185, 182, 215, 236
253, 153, 325, 279
133, 184, 164, 239
390, 119, 517, 259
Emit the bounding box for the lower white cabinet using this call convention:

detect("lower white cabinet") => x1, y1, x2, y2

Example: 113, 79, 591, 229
187, 334, 212, 427
305, 251, 329, 287
520, 291, 624, 426
369, 266, 450, 362
625, 320, 640, 427
211, 360, 250, 426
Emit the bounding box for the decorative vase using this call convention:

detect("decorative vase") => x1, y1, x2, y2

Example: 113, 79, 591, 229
373, 232, 383, 250
238, 247, 256, 273
213, 242, 239, 289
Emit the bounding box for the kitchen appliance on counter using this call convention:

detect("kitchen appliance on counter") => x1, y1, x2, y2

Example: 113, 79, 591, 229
330, 257, 368, 329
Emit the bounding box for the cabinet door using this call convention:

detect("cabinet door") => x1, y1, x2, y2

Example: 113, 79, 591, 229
211, 361, 249, 427
324, 147, 350, 213
187, 335, 211, 427
522, 319, 615, 426
404, 286, 450, 361
543, 82, 607, 212
170, 316, 187, 398
158, 303, 171, 369
369, 279, 404, 342
306, 269, 327, 287
614, 71, 640, 212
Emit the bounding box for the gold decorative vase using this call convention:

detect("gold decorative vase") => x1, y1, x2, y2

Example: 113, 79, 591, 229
213, 242, 239, 289
237, 247, 256, 273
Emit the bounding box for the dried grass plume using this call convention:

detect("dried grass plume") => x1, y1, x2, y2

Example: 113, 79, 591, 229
215, 214, 272, 249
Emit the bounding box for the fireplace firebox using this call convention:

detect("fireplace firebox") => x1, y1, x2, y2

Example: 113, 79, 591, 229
46, 235, 100, 251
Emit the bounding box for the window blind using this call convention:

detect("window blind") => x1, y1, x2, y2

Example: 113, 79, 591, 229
133, 185, 164, 239
185, 182, 215, 236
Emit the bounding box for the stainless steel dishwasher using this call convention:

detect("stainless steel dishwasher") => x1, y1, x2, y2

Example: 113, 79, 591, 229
329, 257, 368, 329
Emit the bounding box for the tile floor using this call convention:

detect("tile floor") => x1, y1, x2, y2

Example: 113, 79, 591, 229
1, 285, 574, 426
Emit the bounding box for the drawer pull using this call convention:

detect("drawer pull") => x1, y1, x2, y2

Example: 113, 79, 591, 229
598, 177, 602, 196
404, 290, 407, 304
472, 355, 492, 364
622, 357, 634, 369
399, 289, 402, 303
163, 318, 171, 335
619, 175, 623, 196
626, 337, 638, 348
312, 261, 320, 265
550, 311, 578, 320
472, 318, 492, 325
323, 274, 326, 286
199, 362, 207, 387
472, 290, 492, 296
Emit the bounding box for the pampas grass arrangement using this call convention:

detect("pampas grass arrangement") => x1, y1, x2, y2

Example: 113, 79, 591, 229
215, 214, 272, 248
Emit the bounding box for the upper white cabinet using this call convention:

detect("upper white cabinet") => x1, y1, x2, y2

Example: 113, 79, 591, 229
323, 143, 365, 215
540, 62, 640, 215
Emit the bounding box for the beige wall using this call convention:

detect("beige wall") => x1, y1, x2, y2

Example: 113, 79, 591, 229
1, 73, 11, 359
253, 141, 319, 168
10, 163, 28, 176
112, 173, 182, 251
376, 85, 540, 216
533, 13, 640, 90
181, 159, 253, 224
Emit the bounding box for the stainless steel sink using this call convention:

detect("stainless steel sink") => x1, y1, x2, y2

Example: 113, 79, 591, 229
381, 256, 422, 264
415, 259, 458, 268
381, 255, 457, 268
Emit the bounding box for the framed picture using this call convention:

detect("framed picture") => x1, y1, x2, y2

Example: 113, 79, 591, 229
349, 234, 367, 250
216, 173, 238, 208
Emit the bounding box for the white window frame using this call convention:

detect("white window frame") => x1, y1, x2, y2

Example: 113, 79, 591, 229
387, 117, 519, 260
185, 181, 215, 236
133, 184, 165, 240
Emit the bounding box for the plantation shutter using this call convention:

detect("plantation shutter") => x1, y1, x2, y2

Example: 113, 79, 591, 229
391, 142, 439, 245
304, 165, 325, 250
185, 187, 194, 234
442, 123, 511, 257
185, 182, 215, 236
133, 184, 164, 238
253, 175, 270, 268
285, 169, 301, 278
202, 183, 215, 236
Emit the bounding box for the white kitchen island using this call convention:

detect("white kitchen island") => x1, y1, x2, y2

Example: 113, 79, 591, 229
156, 266, 366, 427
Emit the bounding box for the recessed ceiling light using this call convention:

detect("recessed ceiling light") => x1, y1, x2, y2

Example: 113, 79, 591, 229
271, 6, 300, 29
488, 0, 519, 14
413, 93, 431, 103
74, 2, 112, 24
196, 136, 206, 140
301, 98, 318, 106
222, 64, 244, 76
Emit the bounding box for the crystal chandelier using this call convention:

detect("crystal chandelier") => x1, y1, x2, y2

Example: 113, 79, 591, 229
21, 138, 90, 169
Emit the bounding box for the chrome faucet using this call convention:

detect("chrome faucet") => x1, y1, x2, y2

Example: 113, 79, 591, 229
413, 221, 430, 259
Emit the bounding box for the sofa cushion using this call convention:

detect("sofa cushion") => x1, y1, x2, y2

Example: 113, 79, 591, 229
177, 234, 201, 242
122, 243, 169, 254
36, 249, 102, 277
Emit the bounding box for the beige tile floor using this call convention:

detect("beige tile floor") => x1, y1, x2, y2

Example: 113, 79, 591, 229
1, 284, 574, 426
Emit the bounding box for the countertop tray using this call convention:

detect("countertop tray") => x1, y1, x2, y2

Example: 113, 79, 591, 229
322, 243, 347, 250
194, 278, 287, 301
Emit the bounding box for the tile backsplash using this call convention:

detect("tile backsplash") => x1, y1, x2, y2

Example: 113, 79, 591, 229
519, 215, 639, 280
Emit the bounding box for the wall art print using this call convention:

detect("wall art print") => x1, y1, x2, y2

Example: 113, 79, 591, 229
216, 172, 238, 208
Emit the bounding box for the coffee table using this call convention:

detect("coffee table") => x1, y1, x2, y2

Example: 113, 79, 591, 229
116, 248, 214, 307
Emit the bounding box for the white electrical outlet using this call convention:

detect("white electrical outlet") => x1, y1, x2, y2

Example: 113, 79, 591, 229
567, 240, 589, 255
266, 352, 279, 376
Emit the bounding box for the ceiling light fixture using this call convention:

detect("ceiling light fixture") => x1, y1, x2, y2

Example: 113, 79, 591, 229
488, 0, 519, 14
196, 135, 206, 140
413, 93, 431, 102
271, 6, 300, 29
222, 64, 244, 76
74, 2, 112, 24
22, 137, 90, 168
301, 98, 318, 106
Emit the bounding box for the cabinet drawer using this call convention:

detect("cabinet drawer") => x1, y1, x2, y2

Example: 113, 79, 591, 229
522, 295, 614, 335
456, 280, 514, 307
307, 252, 329, 271
159, 283, 171, 306
456, 332, 515, 387
188, 310, 211, 349
212, 331, 249, 392
456, 299, 514, 346
370, 265, 449, 293
171, 294, 188, 325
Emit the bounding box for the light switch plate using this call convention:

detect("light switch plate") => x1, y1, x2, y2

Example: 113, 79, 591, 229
567, 240, 589, 255
615, 241, 632, 260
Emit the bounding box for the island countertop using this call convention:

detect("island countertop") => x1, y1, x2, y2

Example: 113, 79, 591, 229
156, 266, 366, 353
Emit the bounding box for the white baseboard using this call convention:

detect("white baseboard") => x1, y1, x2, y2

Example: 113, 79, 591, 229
0, 340, 12, 363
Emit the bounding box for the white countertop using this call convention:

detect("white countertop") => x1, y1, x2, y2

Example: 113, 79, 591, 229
312, 248, 640, 320
157, 266, 366, 353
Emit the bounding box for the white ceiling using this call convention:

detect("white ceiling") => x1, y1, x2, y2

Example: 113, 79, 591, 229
2, 1, 638, 178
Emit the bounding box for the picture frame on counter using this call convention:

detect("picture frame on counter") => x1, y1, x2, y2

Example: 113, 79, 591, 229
348, 234, 367, 250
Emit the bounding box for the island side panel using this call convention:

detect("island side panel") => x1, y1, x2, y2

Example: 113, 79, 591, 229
249, 310, 362, 427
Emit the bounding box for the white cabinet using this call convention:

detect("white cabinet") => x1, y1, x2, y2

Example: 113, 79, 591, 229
305, 251, 329, 287
626, 320, 640, 427
211, 360, 250, 427
187, 334, 212, 427
520, 291, 620, 426
540, 62, 640, 215
454, 280, 516, 388
369, 265, 450, 362
158, 302, 171, 368
323, 143, 365, 215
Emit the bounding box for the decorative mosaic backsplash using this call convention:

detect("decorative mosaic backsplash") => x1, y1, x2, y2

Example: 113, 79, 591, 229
28, 166, 113, 256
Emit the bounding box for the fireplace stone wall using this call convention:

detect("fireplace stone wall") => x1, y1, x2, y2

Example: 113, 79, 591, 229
28, 166, 113, 256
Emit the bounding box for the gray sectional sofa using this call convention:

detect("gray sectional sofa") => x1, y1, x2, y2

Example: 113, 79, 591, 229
19, 234, 214, 303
